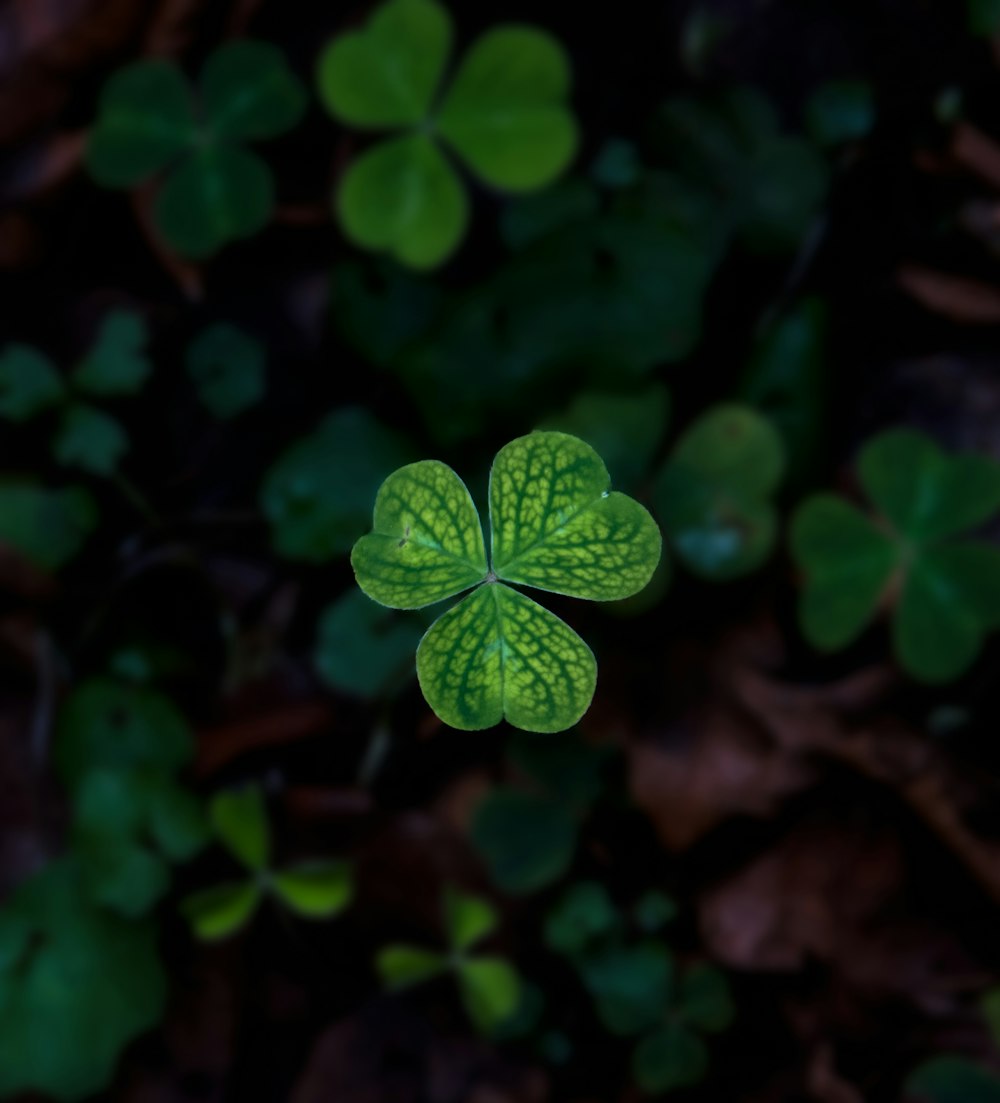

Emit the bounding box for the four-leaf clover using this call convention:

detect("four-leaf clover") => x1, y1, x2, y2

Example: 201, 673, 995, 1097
791, 428, 1000, 682
87, 42, 307, 258
317, 0, 579, 268
352, 431, 661, 732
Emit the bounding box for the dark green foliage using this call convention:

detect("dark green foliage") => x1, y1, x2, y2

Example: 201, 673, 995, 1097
186, 323, 266, 419
0, 860, 166, 1101
261, 407, 413, 562
87, 42, 306, 257
791, 429, 1000, 681
0, 482, 97, 570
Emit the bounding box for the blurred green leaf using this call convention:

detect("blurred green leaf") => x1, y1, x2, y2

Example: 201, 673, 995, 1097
458, 957, 522, 1034
437, 26, 577, 191
261, 406, 412, 563
0, 345, 65, 420
677, 963, 735, 1033
85, 60, 196, 186
906, 1056, 1000, 1102
314, 589, 424, 699
154, 144, 274, 260
0, 860, 165, 1101
739, 297, 829, 485
272, 861, 353, 920
73, 310, 150, 396
0, 482, 97, 570
539, 384, 670, 488
650, 86, 829, 253
791, 430, 1000, 681
377, 945, 448, 988
507, 729, 611, 810
444, 888, 498, 952
318, 0, 577, 269
501, 178, 600, 250
317, 0, 451, 127
633, 891, 678, 932
337, 134, 468, 269
210, 785, 270, 870
581, 941, 673, 1036
73, 769, 204, 916
201, 40, 307, 139
182, 880, 261, 941
804, 79, 875, 147
471, 788, 578, 894
982, 988, 1000, 1049
545, 881, 620, 957
590, 139, 642, 190
331, 259, 443, 366
633, 1021, 708, 1093
968, 0, 1000, 37
186, 322, 266, 419
53, 403, 128, 475
87, 42, 304, 257
655, 404, 785, 580
55, 679, 192, 787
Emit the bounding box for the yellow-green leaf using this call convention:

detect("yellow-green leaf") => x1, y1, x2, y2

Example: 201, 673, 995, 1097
415, 582, 596, 732
181, 880, 260, 941
352, 459, 487, 609
458, 956, 521, 1033
490, 431, 661, 600
271, 861, 353, 920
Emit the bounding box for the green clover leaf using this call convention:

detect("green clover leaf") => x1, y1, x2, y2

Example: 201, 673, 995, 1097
0, 481, 97, 571
318, 0, 578, 268
791, 428, 1000, 682
52, 404, 129, 475
0, 860, 166, 1102
0, 345, 65, 420
73, 309, 151, 396
376, 889, 521, 1035
182, 785, 353, 940
352, 431, 661, 732
186, 322, 266, 419
654, 404, 786, 581
906, 1056, 1000, 1102
87, 41, 306, 258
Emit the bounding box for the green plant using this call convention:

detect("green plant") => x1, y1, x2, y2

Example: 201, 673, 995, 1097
791, 428, 1000, 681
317, 0, 578, 268
261, 406, 413, 563
0, 309, 151, 475
314, 589, 426, 700
905, 989, 1000, 1100
803, 79, 875, 147
544, 883, 733, 1095
86, 41, 306, 258
0, 481, 97, 570
968, 0, 1000, 37
351, 431, 661, 731
186, 323, 266, 419
653, 404, 786, 580
471, 731, 611, 893
376, 888, 521, 1034
182, 785, 353, 940
0, 860, 166, 1101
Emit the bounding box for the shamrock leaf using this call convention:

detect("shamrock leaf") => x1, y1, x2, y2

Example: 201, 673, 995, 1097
581, 941, 673, 1036
0, 481, 97, 570
314, 589, 425, 700
73, 309, 150, 395
261, 407, 413, 563
318, 0, 578, 268
87, 42, 306, 258
906, 1056, 1000, 1102
376, 888, 521, 1035
353, 431, 660, 731
182, 784, 353, 940
52, 404, 129, 475
654, 404, 786, 580
791, 428, 1000, 682
186, 322, 266, 419
0, 860, 166, 1102
0, 344, 65, 420
544, 881, 620, 957
649, 86, 829, 253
